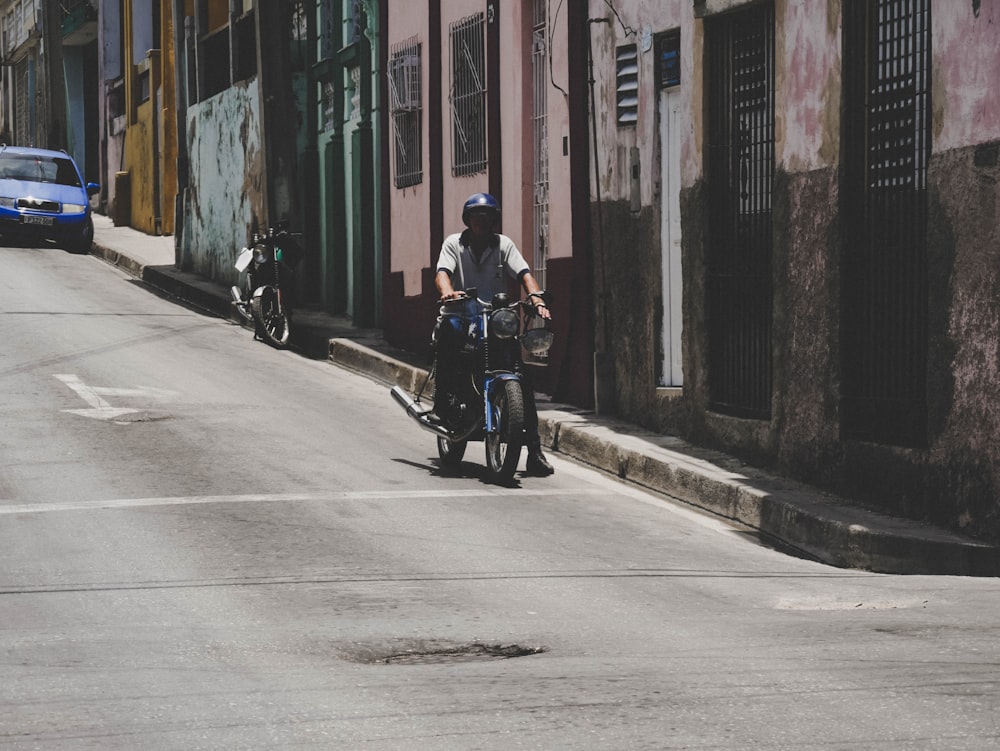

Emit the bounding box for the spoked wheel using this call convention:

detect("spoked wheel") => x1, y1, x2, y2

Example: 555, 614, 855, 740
485, 379, 524, 484
437, 436, 468, 467
251, 286, 291, 347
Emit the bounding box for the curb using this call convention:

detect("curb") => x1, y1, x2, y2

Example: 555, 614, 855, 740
326, 338, 1000, 577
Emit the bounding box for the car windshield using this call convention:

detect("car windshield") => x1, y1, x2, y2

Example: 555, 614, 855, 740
0, 154, 81, 187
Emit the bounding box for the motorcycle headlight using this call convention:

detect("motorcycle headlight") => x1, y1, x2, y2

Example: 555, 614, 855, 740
490, 307, 520, 339
253, 244, 270, 265
521, 327, 555, 355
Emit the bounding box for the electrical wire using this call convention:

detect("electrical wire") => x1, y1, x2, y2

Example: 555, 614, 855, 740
548, 0, 569, 98
602, 0, 637, 38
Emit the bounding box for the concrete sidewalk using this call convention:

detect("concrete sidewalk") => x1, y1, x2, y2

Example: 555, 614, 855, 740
88, 213, 1000, 576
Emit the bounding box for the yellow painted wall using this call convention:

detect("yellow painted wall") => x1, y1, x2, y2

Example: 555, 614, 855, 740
122, 0, 180, 235
124, 93, 157, 234
159, 4, 177, 234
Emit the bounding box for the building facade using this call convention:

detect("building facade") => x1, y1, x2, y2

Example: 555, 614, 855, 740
585, 0, 1000, 542
0, 0, 99, 182
382, 0, 595, 407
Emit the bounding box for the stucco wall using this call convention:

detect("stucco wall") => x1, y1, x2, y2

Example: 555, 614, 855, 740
777, 0, 840, 171
933, 0, 1000, 152
592, 0, 1000, 542
180, 80, 263, 283
124, 98, 157, 234
387, 0, 577, 289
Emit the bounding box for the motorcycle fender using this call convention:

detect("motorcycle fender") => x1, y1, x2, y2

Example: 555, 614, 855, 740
484, 373, 522, 433
235, 247, 254, 272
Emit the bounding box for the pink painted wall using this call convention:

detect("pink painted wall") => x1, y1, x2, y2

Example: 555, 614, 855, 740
386, 3, 431, 297
777, 0, 841, 171
387, 1, 578, 295
932, 0, 1000, 151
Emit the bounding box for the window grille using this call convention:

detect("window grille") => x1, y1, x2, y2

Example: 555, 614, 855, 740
706, 2, 775, 419
389, 38, 423, 188
449, 13, 486, 176
616, 44, 639, 126
318, 0, 336, 60
531, 1, 549, 292
289, 2, 308, 73
15, 57, 30, 146
526, 0, 550, 360
841, 0, 930, 446
657, 30, 680, 89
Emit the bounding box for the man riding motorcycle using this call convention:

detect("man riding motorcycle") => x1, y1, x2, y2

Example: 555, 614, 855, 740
434, 193, 554, 476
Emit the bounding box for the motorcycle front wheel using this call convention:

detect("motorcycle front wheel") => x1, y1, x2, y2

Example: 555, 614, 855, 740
485, 379, 525, 484
437, 436, 468, 467
251, 286, 291, 348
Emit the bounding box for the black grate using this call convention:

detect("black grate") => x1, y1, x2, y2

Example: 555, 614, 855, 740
705, 3, 775, 419
389, 38, 424, 188
842, 0, 930, 446
449, 14, 486, 177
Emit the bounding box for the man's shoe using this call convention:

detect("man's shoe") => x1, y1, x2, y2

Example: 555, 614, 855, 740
526, 445, 554, 476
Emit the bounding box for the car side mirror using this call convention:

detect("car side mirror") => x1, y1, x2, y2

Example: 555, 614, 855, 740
86, 182, 100, 196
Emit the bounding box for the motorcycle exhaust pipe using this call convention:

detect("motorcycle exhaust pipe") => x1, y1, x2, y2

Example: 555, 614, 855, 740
390, 386, 453, 440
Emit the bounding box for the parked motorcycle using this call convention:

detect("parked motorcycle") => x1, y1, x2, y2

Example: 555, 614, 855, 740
391, 288, 554, 485
230, 224, 303, 347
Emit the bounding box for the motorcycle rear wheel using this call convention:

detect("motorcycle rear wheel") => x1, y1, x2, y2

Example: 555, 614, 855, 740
485, 379, 525, 484
437, 436, 468, 467
252, 286, 291, 348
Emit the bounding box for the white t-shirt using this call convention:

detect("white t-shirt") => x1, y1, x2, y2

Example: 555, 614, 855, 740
436, 231, 530, 301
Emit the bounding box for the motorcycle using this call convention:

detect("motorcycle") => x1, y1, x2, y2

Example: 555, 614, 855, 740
390, 288, 554, 485
230, 224, 303, 347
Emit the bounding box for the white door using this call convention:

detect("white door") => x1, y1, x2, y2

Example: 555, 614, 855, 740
659, 87, 683, 387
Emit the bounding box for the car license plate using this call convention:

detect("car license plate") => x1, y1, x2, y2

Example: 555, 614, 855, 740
22, 215, 53, 226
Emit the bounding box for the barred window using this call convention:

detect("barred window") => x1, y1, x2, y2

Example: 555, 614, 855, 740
449, 14, 486, 176
388, 38, 423, 188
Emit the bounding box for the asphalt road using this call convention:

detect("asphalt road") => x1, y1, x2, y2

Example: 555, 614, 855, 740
2, 245, 1000, 750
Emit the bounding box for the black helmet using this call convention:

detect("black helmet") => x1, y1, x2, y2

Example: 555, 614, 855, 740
462, 192, 500, 227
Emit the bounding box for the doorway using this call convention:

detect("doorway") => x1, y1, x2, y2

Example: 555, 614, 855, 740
657, 31, 682, 388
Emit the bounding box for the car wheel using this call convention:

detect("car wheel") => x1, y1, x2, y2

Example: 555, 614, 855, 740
68, 217, 94, 254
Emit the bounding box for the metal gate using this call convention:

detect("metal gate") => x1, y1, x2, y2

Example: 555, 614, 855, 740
841, 0, 930, 446
705, 3, 775, 419
15, 56, 33, 146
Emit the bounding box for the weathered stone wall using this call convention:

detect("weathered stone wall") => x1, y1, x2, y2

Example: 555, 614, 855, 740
180, 80, 264, 283
605, 146, 1000, 543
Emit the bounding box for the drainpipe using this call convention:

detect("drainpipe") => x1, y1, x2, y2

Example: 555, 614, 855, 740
172, 0, 188, 266
588, 16, 614, 414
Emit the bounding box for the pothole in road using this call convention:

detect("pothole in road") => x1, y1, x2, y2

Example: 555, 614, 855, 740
111, 410, 171, 425
344, 641, 547, 665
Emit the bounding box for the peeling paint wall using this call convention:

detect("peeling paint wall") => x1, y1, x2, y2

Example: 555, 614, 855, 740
932, 0, 1000, 151
180, 80, 264, 284
589, 0, 1000, 542
777, 0, 840, 171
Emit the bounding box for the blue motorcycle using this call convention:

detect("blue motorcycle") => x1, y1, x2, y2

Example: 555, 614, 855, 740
391, 288, 553, 484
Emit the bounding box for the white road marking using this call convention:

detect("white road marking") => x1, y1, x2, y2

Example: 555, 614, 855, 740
54, 374, 177, 422
0, 488, 605, 515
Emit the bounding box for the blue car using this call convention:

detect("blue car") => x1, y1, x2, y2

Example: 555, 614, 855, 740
0, 146, 100, 253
